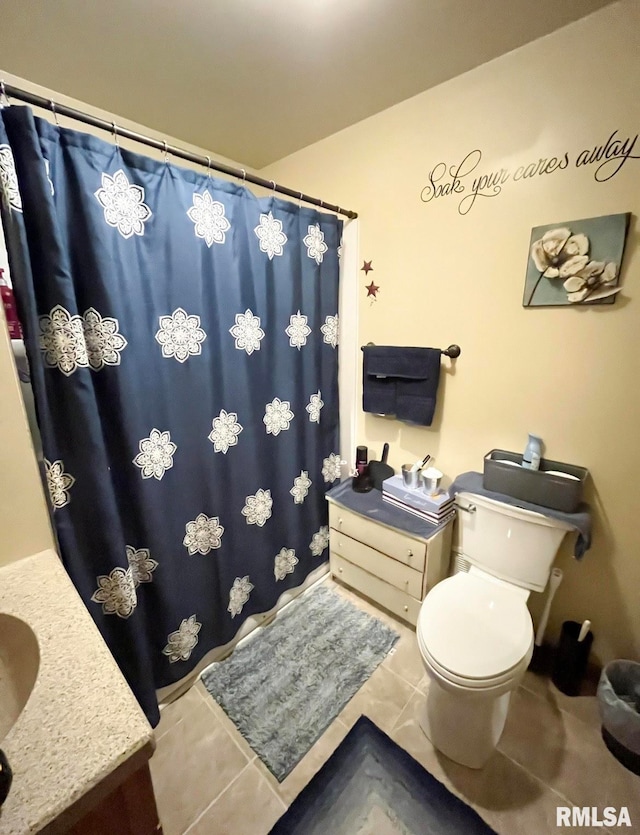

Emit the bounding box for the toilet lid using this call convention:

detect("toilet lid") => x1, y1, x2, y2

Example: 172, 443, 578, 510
418, 573, 532, 680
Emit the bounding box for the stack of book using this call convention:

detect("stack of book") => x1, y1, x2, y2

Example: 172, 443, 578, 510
382, 475, 456, 526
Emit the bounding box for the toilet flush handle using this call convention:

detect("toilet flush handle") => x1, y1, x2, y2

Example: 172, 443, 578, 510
457, 502, 476, 514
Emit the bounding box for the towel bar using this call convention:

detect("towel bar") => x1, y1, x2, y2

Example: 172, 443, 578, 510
360, 343, 461, 358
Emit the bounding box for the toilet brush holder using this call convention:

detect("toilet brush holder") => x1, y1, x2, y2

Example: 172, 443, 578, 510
551, 620, 593, 696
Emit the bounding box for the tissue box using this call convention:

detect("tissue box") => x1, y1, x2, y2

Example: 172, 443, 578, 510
483, 450, 588, 513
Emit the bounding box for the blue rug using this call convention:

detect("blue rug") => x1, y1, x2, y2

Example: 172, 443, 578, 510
270, 716, 497, 834
201, 584, 399, 780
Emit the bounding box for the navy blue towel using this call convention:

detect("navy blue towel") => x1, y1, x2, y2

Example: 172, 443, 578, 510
449, 471, 592, 559
362, 346, 441, 426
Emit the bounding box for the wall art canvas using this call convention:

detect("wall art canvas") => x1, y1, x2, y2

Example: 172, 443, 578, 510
523, 213, 630, 307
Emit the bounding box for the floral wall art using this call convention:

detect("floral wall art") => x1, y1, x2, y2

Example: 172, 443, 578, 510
523, 213, 630, 307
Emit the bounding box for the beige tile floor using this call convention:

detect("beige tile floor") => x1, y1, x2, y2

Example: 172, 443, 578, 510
150, 578, 640, 835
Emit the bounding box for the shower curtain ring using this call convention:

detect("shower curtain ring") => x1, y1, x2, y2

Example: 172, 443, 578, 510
270, 180, 276, 195
50, 100, 59, 126
163, 141, 169, 163
0, 81, 9, 107
240, 168, 246, 183
206, 156, 212, 178
112, 122, 120, 148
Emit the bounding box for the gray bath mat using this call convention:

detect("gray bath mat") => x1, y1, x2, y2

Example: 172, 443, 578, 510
201, 583, 399, 780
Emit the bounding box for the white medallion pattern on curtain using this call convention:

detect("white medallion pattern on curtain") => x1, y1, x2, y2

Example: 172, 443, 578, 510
44, 458, 75, 510
254, 211, 288, 259
0, 144, 22, 212
285, 310, 311, 349
263, 398, 294, 436
39, 305, 127, 376
309, 525, 330, 557
208, 409, 243, 454
303, 223, 328, 265
82, 307, 129, 370
241, 489, 273, 527
274, 547, 298, 581
321, 453, 342, 483
306, 391, 324, 424
133, 428, 177, 480
321, 314, 339, 348
39, 307, 86, 375
187, 191, 231, 247
163, 614, 202, 663
183, 513, 225, 555
290, 470, 311, 504
155, 308, 206, 362
95, 170, 152, 238
229, 309, 265, 355
91, 566, 138, 618
126, 546, 158, 586
228, 576, 254, 618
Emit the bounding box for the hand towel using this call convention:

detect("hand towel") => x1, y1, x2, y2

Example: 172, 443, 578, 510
362, 345, 441, 426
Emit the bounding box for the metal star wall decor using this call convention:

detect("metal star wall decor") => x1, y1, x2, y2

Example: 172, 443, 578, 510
365, 281, 380, 300
361, 260, 373, 275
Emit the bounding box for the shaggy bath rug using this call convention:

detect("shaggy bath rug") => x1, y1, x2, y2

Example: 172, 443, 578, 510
269, 716, 498, 834
201, 584, 399, 780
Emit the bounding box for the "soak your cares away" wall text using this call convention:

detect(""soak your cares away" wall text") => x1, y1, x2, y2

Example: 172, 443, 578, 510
420, 130, 638, 216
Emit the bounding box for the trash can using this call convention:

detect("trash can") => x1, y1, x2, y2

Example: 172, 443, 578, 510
551, 620, 593, 696
597, 660, 640, 776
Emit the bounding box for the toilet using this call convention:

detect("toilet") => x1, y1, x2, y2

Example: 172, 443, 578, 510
416, 490, 573, 769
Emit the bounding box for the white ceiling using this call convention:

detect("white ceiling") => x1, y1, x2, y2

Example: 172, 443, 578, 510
0, 0, 617, 169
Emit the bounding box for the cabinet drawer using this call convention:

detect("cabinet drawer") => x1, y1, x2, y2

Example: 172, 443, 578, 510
328, 504, 426, 572
330, 531, 423, 598
330, 553, 422, 626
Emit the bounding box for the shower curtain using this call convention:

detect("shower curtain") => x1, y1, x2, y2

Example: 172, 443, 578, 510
0, 106, 342, 725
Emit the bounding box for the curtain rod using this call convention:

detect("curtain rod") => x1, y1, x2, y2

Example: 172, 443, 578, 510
0, 82, 358, 220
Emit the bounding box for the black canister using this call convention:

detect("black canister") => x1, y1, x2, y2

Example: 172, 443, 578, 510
551, 620, 593, 696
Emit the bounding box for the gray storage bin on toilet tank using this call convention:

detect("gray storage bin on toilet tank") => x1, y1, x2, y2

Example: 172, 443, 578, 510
483, 450, 588, 513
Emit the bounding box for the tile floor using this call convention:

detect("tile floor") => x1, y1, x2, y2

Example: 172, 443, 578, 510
150, 578, 640, 835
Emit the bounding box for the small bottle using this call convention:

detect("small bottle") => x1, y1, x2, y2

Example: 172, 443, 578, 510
355, 446, 368, 476
522, 434, 542, 470
352, 446, 372, 493
0, 268, 22, 340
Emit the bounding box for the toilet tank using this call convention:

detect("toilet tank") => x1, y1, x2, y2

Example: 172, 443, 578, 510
453, 492, 573, 592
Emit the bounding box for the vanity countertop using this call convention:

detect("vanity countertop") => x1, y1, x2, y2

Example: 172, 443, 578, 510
0, 549, 154, 835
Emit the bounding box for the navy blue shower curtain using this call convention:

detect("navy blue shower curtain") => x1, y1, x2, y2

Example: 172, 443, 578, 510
0, 106, 342, 724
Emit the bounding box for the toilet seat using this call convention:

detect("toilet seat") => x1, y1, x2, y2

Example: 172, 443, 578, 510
417, 572, 533, 687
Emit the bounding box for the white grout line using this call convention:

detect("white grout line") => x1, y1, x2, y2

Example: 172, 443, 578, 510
182, 760, 257, 835
497, 748, 588, 813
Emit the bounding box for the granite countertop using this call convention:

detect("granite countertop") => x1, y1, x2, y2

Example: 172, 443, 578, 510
0, 549, 153, 835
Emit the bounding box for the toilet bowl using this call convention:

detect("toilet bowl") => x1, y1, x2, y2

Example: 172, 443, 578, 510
417, 568, 534, 768
415, 491, 572, 769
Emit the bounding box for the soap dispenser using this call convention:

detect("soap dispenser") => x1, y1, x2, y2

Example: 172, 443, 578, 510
522, 434, 542, 470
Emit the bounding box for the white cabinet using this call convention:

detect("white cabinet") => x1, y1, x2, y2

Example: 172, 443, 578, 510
326, 490, 452, 626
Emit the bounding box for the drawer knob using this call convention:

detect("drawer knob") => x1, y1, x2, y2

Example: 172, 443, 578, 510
407, 550, 413, 557
403, 605, 409, 612
338, 517, 343, 527
338, 567, 343, 574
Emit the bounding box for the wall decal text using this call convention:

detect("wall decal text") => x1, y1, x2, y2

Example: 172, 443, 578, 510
420, 130, 639, 216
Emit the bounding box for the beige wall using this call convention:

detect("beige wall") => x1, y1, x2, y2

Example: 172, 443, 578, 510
263, 0, 640, 663
0, 300, 54, 565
